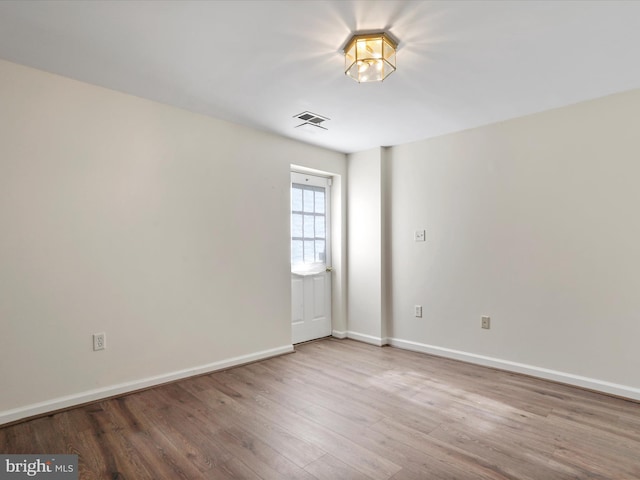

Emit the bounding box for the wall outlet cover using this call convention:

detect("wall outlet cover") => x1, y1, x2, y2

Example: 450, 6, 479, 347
93, 333, 106, 351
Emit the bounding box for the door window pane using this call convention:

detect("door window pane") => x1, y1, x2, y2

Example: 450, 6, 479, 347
303, 189, 314, 212
291, 182, 328, 266
292, 187, 303, 211
315, 191, 325, 213
291, 240, 303, 264
292, 214, 303, 237
315, 216, 325, 237
304, 215, 315, 238
304, 240, 315, 263
315, 240, 325, 263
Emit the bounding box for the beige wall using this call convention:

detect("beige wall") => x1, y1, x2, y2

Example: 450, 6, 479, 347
386, 90, 640, 398
347, 148, 386, 344
4, 55, 640, 423
0, 59, 346, 423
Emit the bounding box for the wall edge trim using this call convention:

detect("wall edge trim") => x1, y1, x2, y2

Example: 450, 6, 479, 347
347, 331, 389, 346
388, 337, 640, 401
0, 344, 294, 426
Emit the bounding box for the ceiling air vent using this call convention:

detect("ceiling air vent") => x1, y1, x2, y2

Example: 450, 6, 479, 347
293, 111, 330, 131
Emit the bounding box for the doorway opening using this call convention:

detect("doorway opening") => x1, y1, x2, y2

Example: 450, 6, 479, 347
290, 171, 332, 344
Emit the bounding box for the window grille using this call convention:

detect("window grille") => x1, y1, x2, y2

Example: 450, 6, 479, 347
291, 183, 326, 265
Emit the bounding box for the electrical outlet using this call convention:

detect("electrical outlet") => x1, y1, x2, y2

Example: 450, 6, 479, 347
93, 332, 106, 351
481, 316, 490, 329
415, 305, 423, 318
414, 230, 426, 242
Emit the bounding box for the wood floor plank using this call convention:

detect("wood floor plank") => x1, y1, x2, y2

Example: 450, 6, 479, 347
184, 375, 328, 469
122, 395, 233, 474
434, 400, 557, 455
428, 421, 580, 480
213, 426, 317, 480
366, 418, 530, 480
204, 369, 402, 479
1, 338, 638, 480
85, 402, 157, 479
100, 398, 207, 480
240, 361, 386, 428
356, 424, 498, 480
304, 453, 372, 480
209, 457, 265, 480
546, 414, 640, 479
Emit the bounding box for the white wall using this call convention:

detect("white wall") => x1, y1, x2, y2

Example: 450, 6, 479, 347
0, 59, 345, 423
4, 54, 638, 423
347, 148, 387, 344
388, 90, 640, 398
331, 174, 348, 335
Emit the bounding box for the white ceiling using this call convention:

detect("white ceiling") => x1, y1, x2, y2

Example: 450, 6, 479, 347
1, 0, 640, 154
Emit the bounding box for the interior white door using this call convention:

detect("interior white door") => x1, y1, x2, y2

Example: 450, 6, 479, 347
290, 172, 332, 344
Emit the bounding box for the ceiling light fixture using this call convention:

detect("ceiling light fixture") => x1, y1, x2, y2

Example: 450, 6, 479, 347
343, 32, 397, 83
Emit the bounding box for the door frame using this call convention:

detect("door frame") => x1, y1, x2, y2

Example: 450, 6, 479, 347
290, 165, 346, 342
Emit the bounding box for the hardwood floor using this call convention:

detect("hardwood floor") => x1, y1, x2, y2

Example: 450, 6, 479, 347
1, 338, 639, 479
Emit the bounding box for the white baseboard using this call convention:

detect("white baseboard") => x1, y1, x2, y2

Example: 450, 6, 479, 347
346, 331, 389, 347
388, 337, 640, 402
331, 329, 347, 339
0, 344, 294, 426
